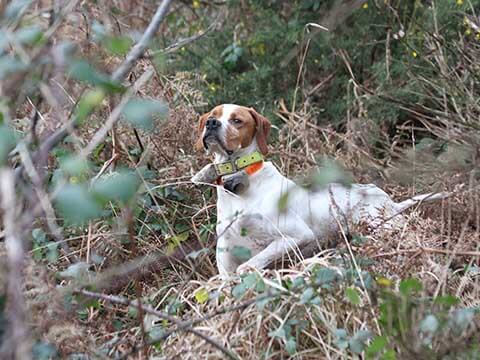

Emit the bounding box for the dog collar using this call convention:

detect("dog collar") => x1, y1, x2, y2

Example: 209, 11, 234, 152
214, 151, 264, 177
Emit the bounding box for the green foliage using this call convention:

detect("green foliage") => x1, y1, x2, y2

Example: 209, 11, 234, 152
121, 98, 168, 132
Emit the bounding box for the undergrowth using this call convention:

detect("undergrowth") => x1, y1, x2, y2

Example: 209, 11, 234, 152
0, 0, 479, 359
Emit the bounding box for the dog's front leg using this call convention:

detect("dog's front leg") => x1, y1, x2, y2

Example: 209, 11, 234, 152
236, 219, 315, 273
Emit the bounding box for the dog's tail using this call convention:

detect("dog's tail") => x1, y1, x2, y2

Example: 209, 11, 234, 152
396, 192, 451, 212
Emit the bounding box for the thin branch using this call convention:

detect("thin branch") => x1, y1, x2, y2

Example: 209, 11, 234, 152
14, 0, 173, 181
111, 0, 173, 82
0, 169, 30, 359
76, 290, 239, 360
372, 247, 480, 259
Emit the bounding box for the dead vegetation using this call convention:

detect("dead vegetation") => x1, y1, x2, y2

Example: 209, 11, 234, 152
0, 1, 479, 359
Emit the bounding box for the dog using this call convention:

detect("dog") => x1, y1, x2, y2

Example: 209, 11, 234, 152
191, 104, 447, 277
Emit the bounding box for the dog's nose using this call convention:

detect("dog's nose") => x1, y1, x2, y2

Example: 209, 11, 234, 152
205, 118, 221, 131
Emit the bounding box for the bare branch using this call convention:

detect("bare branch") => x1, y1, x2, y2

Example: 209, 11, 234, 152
0, 169, 30, 359
111, 0, 173, 82
76, 290, 240, 360
14, 0, 173, 181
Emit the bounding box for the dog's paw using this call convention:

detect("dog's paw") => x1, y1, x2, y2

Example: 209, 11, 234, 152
236, 263, 256, 275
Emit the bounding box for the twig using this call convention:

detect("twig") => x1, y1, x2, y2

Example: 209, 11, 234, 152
111, 0, 173, 82
76, 290, 239, 360
150, 20, 217, 56
372, 247, 480, 259
0, 169, 30, 359
14, 0, 173, 181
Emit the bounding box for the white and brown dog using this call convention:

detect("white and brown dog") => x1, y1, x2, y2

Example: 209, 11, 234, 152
191, 104, 446, 277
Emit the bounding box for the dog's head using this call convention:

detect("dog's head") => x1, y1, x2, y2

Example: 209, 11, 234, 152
195, 104, 271, 157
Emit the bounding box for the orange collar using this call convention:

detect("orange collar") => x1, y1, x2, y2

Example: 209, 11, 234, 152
216, 161, 263, 185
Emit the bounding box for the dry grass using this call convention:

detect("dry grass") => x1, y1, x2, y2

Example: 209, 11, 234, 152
2, 1, 479, 359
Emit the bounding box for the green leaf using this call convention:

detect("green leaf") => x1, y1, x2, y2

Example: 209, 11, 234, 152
0, 56, 27, 80
314, 268, 337, 286
277, 191, 289, 212
16, 26, 43, 45
310, 157, 353, 189
420, 315, 439, 334
345, 287, 361, 305
382, 349, 396, 360
349, 329, 372, 354
32, 228, 47, 244
450, 309, 475, 332
268, 326, 287, 339
46, 243, 59, 263
105, 35, 132, 55
299, 287, 315, 305
366, 336, 388, 357
167, 231, 190, 253
5, 0, 32, 19
434, 294, 459, 307
60, 155, 90, 176
399, 278, 422, 296
242, 273, 258, 289
232, 283, 247, 299
75, 88, 105, 122
55, 184, 102, 224
69, 60, 123, 93
285, 338, 297, 355
121, 98, 168, 132
92, 171, 140, 203
231, 246, 252, 262
32, 341, 58, 360
57, 262, 91, 280
194, 288, 209, 304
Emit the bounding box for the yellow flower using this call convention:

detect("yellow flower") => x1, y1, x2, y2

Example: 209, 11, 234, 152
362, 2, 369, 9
412, 50, 418, 58
456, 0, 464, 5
476, 32, 480, 40
192, 0, 201, 9
208, 84, 217, 92
465, 28, 472, 36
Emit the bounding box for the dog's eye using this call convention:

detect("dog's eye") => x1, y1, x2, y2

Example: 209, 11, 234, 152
231, 118, 242, 125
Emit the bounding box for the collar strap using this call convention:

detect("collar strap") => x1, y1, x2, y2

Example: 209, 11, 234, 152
214, 151, 264, 177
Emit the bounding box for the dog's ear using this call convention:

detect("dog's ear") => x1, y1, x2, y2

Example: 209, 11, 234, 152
249, 108, 271, 156
195, 112, 209, 151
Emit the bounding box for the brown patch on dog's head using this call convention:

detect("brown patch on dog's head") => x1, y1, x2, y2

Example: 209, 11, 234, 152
194, 104, 271, 155
248, 107, 271, 155
194, 105, 224, 151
